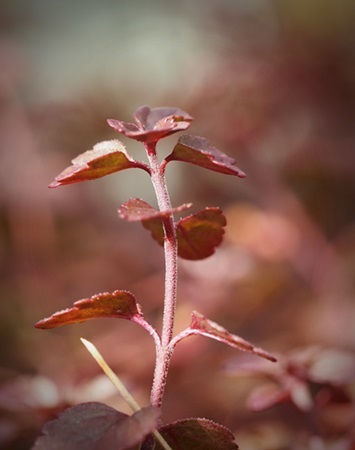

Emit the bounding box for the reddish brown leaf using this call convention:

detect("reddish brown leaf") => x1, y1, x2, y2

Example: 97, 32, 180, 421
143, 418, 238, 450
35, 290, 141, 329
141, 216, 165, 247
107, 105, 193, 143
142, 207, 227, 260
166, 135, 246, 177
118, 198, 192, 222
49, 140, 150, 188
176, 207, 226, 260
190, 311, 277, 362
134, 105, 193, 130
31, 402, 160, 450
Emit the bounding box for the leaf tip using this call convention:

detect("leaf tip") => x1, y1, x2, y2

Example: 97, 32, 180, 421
48, 180, 60, 188
34, 318, 52, 329
254, 348, 277, 363
237, 169, 247, 178
106, 118, 115, 126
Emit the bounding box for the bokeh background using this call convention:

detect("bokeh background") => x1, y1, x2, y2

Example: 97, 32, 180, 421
1, 0, 355, 448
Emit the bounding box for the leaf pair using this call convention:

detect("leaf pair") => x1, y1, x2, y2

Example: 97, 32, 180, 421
107, 105, 193, 143
118, 198, 226, 260
106, 105, 245, 177
32, 402, 238, 450
49, 134, 245, 188
35, 291, 276, 363
49, 107, 245, 189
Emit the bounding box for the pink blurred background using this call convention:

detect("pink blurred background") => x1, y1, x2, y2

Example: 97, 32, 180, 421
1, 0, 354, 448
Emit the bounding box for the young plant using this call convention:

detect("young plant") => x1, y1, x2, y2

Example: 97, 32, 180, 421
32, 105, 276, 449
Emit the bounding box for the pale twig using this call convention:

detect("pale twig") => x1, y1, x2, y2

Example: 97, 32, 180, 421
80, 338, 173, 450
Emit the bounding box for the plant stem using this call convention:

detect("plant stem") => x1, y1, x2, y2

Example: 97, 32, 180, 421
145, 142, 178, 409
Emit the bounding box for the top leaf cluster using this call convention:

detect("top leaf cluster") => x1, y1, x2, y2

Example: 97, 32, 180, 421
49, 105, 246, 188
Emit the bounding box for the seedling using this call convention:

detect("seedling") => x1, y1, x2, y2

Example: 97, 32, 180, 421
32, 106, 276, 449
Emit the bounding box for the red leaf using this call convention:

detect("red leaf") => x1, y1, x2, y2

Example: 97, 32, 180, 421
141, 216, 165, 247
175, 207, 226, 260
142, 207, 227, 260
118, 198, 192, 222
143, 418, 238, 450
108, 105, 193, 143
35, 290, 141, 329
166, 135, 246, 177
49, 140, 150, 188
31, 402, 160, 450
134, 105, 193, 130
190, 311, 277, 362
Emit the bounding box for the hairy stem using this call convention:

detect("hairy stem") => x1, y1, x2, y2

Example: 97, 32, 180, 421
145, 142, 178, 409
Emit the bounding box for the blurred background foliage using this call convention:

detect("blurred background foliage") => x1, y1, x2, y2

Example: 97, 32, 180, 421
0, 0, 354, 448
